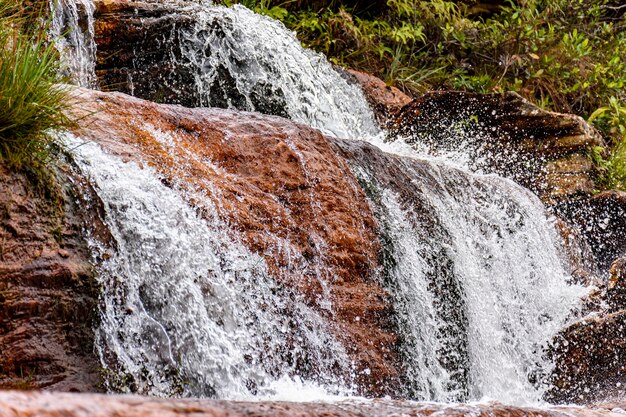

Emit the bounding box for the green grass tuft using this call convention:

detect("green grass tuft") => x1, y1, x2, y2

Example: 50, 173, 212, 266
0, 0, 74, 169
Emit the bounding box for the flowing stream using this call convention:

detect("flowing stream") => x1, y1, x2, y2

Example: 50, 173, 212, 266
56, 0, 587, 405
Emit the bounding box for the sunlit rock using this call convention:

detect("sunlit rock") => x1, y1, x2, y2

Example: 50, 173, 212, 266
68, 87, 400, 398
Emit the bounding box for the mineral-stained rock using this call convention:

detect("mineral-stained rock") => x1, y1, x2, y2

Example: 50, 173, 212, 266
0, 163, 102, 392
343, 70, 412, 125
69, 87, 400, 396
389, 91, 604, 204
1, 390, 626, 417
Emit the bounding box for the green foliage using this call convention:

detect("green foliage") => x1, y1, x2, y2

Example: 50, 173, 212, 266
591, 142, 626, 192
0, 0, 74, 169
224, 0, 626, 191
589, 97, 626, 191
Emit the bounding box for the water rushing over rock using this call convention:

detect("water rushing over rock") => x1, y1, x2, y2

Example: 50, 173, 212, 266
179, 4, 380, 139
49, 0, 97, 87
66, 134, 354, 399
94, 1, 380, 139
333, 140, 587, 404
49, 1, 594, 405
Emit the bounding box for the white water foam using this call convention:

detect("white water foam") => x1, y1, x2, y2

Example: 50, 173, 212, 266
55, 1, 589, 405
351, 156, 586, 404
65, 134, 353, 399
173, 4, 380, 140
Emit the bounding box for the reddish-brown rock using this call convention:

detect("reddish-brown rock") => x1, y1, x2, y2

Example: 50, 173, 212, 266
0, 163, 102, 392
1, 390, 626, 417
69, 88, 400, 396
344, 70, 412, 125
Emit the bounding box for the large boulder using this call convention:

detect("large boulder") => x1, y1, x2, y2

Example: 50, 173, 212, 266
548, 308, 626, 404
548, 258, 626, 404
69, 87, 401, 397
389, 91, 604, 205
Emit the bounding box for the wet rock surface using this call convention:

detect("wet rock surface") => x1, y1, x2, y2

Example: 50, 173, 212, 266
549, 308, 626, 404
389, 91, 604, 204
331, 138, 471, 399
0, 163, 101, 392
1, 390, 626, 417
343, 70, 412, 125
70, 88, 400, 396
554, 191, 626, 273
548, 255, 626, 404
93, 0, 290, 118
93, 0, 199, 105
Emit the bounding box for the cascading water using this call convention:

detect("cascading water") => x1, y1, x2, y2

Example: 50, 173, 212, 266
49, 0, 97, 87
66, 134, 354, 399
56, 0, 589, 406
335, 140, 586, 404
174, 4, 381, 139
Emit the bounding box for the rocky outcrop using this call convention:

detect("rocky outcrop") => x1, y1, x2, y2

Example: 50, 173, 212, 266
343, 70, 412, 125
2, 390, 626, 417
389, 91, 604, 204
0, 163, 101, 392
548, 256, 626, 404
69, 88, 400, 396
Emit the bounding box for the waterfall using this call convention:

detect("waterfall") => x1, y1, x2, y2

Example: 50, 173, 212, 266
65, 134, 354, 399
55, 0, 589, 405
336, 140, 587, 404
177, 4, 380, 139
49, 0, 97, 87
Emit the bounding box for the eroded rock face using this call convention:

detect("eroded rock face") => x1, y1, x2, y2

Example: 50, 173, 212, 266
1, 390, 626, 417
389, 91, 604, 204
69, 88, 400, 396
0, 163, 101, 392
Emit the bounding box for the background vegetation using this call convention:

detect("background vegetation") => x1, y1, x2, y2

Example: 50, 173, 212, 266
0, 0, 73, 170
225, 0, 626, 191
